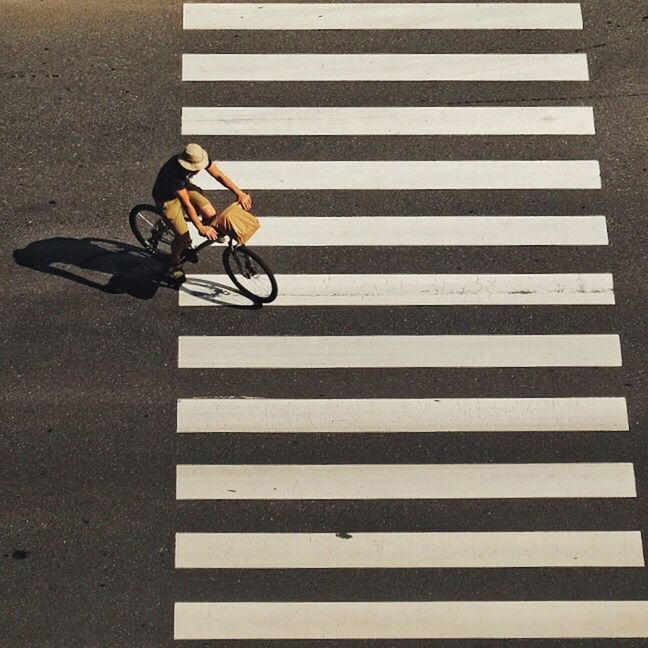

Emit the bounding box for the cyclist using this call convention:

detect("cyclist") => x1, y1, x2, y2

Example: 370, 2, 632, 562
152, 143, 253, 284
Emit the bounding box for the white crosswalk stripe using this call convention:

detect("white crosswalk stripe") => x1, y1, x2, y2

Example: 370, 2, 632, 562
184, 3, 584, 31
177, 397, 629, 433
194, 160, 601, 190
183, 106, 596, 136
174, 0, 642, 640
242, 216, 609, 246
178, 335, 622, 368
176, 531, 645, 568
176, 463, 636, 500
183, 53, 590, 81
174, 601, 648, 640
180, 273, 615, 306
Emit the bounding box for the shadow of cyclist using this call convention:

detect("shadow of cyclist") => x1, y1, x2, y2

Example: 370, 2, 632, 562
13, 237, 169, 300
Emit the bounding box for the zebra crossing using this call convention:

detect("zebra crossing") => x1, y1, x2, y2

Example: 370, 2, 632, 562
178, 334, 623, 368
174, 1, 645, 642
182, 3, 585, 31
175, 601, 648, 640
180, 272, 615, 306
193, 160, 601, 189
176, 396, 629, 432
183, 53, 590, 81
183, 106, 597, 136
177, 463, 636, 499
192, 215, 610, 246
176, 530, 645, 568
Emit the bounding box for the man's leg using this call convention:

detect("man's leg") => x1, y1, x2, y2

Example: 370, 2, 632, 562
171, 232, 191, 266
161, 199, 191, 267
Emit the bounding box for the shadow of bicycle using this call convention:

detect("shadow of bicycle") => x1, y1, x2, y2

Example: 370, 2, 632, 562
14, 237, 171, 300
180, 276, 261, 309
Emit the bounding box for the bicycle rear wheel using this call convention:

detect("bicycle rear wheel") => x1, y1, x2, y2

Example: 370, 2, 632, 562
129, 204, 174, 256
223, 245, 278, 303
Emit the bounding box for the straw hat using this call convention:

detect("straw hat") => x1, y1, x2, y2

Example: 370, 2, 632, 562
177, 143, 209, 172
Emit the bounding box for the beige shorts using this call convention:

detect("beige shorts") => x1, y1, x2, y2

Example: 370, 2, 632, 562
159, 189, 212, 236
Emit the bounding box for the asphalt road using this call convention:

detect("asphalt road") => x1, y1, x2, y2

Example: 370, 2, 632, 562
2, 0, 648, 646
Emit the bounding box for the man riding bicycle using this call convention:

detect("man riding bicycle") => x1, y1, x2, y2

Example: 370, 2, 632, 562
152, 143, 252, 284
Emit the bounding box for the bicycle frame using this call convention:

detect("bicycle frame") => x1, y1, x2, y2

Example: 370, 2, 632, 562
186, 219, 217, 251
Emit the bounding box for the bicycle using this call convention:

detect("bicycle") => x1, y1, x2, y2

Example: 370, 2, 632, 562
128, 204, 278, 303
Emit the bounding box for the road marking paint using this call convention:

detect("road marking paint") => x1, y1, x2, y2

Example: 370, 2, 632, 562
249, 216, 609, 246
183, 53, 589, 81
193, 160, 601, 190
177, 397, 629, 433
182, 106, 595, 136
179, 273, 615, 307
178, 335, 622, 369
175, 531, 644, 568
177, 463, 635, 500
183, 3, 584, 31
174, 600, 648, 639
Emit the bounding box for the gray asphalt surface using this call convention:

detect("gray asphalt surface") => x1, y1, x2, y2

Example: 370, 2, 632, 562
2, 0, 648, 646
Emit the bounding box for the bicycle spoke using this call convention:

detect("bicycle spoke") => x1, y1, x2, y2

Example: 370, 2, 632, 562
138, 212, 159, 228
130, 205, 173, 256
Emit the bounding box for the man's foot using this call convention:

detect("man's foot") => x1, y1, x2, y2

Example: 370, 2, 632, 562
168, 264, 186, 286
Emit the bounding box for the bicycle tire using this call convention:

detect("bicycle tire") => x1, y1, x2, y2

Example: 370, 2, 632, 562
129, 204, 173, 256
223, 245, 278, 303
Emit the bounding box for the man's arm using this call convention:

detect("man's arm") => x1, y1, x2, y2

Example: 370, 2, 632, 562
206, 162, 253, 210
177, 188, 218, 240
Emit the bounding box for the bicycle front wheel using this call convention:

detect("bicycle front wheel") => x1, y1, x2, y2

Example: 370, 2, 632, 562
223, 245, 278, 303
129, 204, 174, 256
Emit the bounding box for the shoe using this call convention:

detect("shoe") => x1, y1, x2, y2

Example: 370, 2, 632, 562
181, 247, 199, 264
168, 264, 186, 286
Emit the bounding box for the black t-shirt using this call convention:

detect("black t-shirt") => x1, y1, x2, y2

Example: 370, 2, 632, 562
152, 156, 210, 203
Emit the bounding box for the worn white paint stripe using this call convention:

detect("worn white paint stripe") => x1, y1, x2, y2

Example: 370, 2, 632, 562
174, 600, 648, 639
251, 216, 609, 246
178, 335, 622, 369
252, 216, 609, 246
182, 106, 595, 136
193, 161, 601, 190
177, 398, 629, 433
175, 531, 645, 569
183, 54, 589, 81
183, 3, 584, 31
176, 463, 636, 500
179, 273, 615, 307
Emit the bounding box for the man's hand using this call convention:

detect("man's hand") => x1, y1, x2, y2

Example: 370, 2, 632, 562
237, 192, 253, 210
199, 225, 219, 241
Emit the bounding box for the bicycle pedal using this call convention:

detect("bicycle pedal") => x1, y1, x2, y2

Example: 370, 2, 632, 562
182, 248, 199, 264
